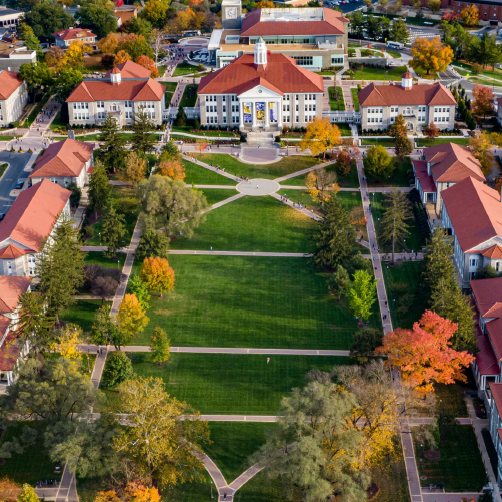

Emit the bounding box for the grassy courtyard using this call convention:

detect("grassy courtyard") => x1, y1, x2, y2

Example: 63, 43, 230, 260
365, 156, 412, 187
60, 299, 110, 334
352, 65, 408, 81
128, 255, 371, 349
415, 138, 470, 147
198, 188, 238, 206
281, 159, 359, 188
170, 196, 317, 253
183, 159, 238, 185
101, 352, 349, 415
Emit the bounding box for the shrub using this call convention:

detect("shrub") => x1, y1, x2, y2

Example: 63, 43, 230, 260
101, 351, 134, 389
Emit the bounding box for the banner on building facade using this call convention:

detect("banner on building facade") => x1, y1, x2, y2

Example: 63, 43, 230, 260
269, 102, 276, 123
256, 102, 265, 121
243, 103, 252, 123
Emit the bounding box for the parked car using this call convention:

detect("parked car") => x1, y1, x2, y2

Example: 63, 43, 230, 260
0, 213, 5, 222
15, 179, 25, 189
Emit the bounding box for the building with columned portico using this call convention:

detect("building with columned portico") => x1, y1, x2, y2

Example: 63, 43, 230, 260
197, 38, 324, 131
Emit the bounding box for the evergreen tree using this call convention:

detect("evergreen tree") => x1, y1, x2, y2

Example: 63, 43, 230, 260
135, 229, 170, 261
379, 189, 412, 263
131, 108, 156, 155
174, 105, 187, 127
37, 214, 86, 319
98, 115, 127, 172
327, 265, 350, 299
390, 18, 410, 44
314, 196, 356, 269
88, 162, 111, 219
390, 114, 413, 158
101, 205, 126, 258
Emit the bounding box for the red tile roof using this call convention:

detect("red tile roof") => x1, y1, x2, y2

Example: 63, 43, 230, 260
198, 53, 323, 95
29, 139, 94, 179
480, 244, 502, 259
53, 28, 96, 41
105, 60, 150, 79
0, 243, 26, 259
475, 325, 499, 376
491, 383, 502, 414
424, 143, 485, 183
0, 276, 31, 313
0, 70, 23, 100
441, 177, 502, 251
0, 179, 70, 252
486, 318, 502, 360
471, 278, 502, 317
358, 81, 457, 107
240, 8, 348, 37
67, 78, 165, 103
412, 159, 436, 192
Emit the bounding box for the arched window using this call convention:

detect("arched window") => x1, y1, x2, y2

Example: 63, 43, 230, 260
112, 103, 118, 111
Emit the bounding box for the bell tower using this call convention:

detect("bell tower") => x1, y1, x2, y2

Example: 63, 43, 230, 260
254, 37, 267, 68
222, 0, 242, 29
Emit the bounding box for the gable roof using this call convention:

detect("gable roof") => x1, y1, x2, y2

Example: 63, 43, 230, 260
0, 70, 23, 100
0, 179, 70, 252
53, 28, 96, 41
104, 60, 150, 79
198, 53, 323, 95
425, 143, 485, 183
441, 177, 502, 251
29, 139, 94, 179
114, 6, 137, 24
0, 276, 31, 314
358, 81, 457, 107
471, 277, 502, 318
481, 244, 502, 259
240, 8, 348, 37
493, 383, 502, 414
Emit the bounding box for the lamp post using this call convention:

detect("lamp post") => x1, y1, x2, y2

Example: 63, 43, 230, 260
117, 259, 120, 269
210, 481, 214, 499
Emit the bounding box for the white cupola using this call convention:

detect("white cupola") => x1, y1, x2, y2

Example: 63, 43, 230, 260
254, 37, 267, 67
110, 66, 121, 85
401, 71, 413, 90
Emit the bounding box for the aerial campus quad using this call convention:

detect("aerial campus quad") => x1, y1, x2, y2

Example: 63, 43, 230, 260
1, 0, 502, 500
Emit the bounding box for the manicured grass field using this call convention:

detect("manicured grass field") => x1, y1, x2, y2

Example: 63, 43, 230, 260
365, 156, 412, 187
413, 425, 485, 492
164, 82, 177, 107
381, 261, 425, 330
281, 159, 359, 188
416, 137, 469, 147
351, 88, 360, 112
329, 86, 345, 111
361, 138, 396, 147
181, 84, 199, 107
387, 50, 402, 58
60, 299, 110, 334
204, 423, 277, 481
235, 471, 287, 501
173, 126, 238, 137
352, 65, 408, 81
172, 61, 199, 76
103, 352, 350, 414
195, 153, 319, 179
0, 421, 62, 485
0, 162, 8, 177
130, 255, 371, 348
435, 383, 468, 418
337, 123, 352, 136
83, 251, 126, 269
199, 188, 237, 206
183, 159, 237, 185
170, 196, 317, 253
49, 111, 68, 130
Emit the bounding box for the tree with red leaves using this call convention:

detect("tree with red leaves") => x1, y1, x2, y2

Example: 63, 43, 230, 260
472, 85, 495, 120
375, 310, 474, 394
136, 55, 159, 78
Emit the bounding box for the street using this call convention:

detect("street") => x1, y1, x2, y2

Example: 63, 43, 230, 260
0, 151, 33, 217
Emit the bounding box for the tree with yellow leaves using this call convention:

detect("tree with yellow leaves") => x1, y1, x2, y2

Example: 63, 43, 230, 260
98, 32, 119, 54
117, 294, 149, 339
45, 46, 67, 70
409, 37, 453, 75
255, 0, 275, 6
140, 257, 175, 298
158, 157, 186, 181
427, 0, 441, 11
469, 131, 494, 176
65, 40, 93, 66
305, 168, 339, 205
114, 50, 131, 65
95, 483, 161, 502
121, 152, 147, 186
461, 4, 479, 26
299, 117, 341, 158
50, 323, 82, 360
176, 9, 197, 31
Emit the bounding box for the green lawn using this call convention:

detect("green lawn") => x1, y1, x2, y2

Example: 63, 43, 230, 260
83, 251, 126, 269
129, 255, 375, 348
0, 135, 14, 141
387, 50, 402, 58
337, 123, 352, 136
164, 82, 177, 108
102, 352, 350, 414
49, 111, 68, 131
198, 188, 237, 206
172, 61, 200, 76
86, 211, 137, 247
365, 156, 411, 187
281, 159, 359, 188
416, 137, 469, 147
235, 471, 287, 501
173, 125, 238, 138
468, 77, 502, 87
183, 159, 237, 185
352, 65, 408, 81
170, 196, 316, 253
381, 261, 426, 330
181, 84, 198, 107
413, 425, 485, 492
329, 86, 345, 111
361, 138, 396, 147
351, 88, 360, 112
0, 421, 62, 485
0, 162, 8, 177
204, 423, 277, 481
60, 299, 110, 334
435, 383, 468, 418
195, 153, 320, 179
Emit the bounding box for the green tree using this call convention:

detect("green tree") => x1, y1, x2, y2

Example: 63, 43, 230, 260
475, 32, 502, 70
24, 2, 73, 41
314, 196, 356, 269
17, 485, 38, 502
18, 62, 53, 102
364, 145, 394, 181
123, 17, 153, 38
349, 328, 384, 363
131, 108, 156, 155
129, 275, 151, 309
101, 205, 126, 258
390, 114, 413, 158
17, 23, 41, 52
140, 0, 169, 28
390, 18, 410, 44
135, 229, 170, 261
150, 327, 170, 365
88, 162, 111, 219
119, 34, 154, 60
101, 351, 134, 389
379, 189, 412, 263
139, 176, 208, 237
68, 182, 82, 207
37, 214, 86, 318
348, 269, 378, 322
348, 11, 364, 39
251, 380, 369, 502
75, 0, 117, 38
91, 303, 117, 345
174, 105, 187, 127
54, 67, 83, 103
327, 265, 350, 299
98, 115, 127, 173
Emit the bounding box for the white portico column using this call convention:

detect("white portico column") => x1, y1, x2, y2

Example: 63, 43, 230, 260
251, 101, 256, 128
277, 100, 282, 130
239, 100, 244, 129
265, 101, 270, 128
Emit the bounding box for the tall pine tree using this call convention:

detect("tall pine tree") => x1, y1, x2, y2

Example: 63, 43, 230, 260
88, 162, 111, 219
131, 107, 156, 155
98, 115, 127, 173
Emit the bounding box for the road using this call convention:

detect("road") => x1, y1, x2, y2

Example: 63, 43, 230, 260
0, 151, 32, 217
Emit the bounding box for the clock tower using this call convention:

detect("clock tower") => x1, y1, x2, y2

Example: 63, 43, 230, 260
222, 0, 242, 29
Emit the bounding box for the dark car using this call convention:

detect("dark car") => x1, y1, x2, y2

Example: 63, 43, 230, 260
0, 213, 5, 222
15, 179, 26, 189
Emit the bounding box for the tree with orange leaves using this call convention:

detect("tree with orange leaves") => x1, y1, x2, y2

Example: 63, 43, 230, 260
140, 257, 175, 297
98, 32, 119, 54
255, 1, 275, 6
0, 477, 21, 502
158, 157, 185, 181
305, 168, 339, 205
136, 56, 159, 78
114, 50, 131, 65
472, 85, 495, 120
375, 310, 474, 394
95, 483, 161, 502
195, 139, 207, 154
409, 37, 453, 75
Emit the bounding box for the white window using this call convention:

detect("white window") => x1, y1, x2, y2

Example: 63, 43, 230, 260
469, 258, 478, 267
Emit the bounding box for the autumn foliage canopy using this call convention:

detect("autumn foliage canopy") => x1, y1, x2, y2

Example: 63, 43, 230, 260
140, 257, 175, 297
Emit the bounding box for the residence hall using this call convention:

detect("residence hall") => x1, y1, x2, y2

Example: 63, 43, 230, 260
486, 383, 502, 490
198, 38, 324, 130
28, 138, 94, 189
358, 73, 457, 132
53, 28, 97, 48
0, 179, 71, 277
0, 69, 28, 127
412, 142, 485, 226
210, 0, 348, 71
441, 177, 502, 288
66, 60, 166, 127
402, 0, 502, 23
0, 276, 32, 387
497, 97, 502, 128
